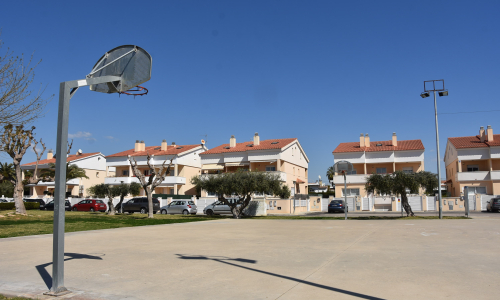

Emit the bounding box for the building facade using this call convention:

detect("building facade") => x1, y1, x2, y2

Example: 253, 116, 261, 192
22, 150, 109, 198
332, 133, 425, 198
105, 140, 207, 196
199, 133, 309, 198
444, 125, 500, 197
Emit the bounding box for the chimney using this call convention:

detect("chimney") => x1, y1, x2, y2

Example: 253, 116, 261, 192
47, 149, 53, 160
359, 133, 365, 147
480, 126, 485, 142
392, 132, 397, 147
254, 132, 260, 146
134, 140, 140, 152
230, 135, 236, 148
365, 134, 370, 148
161, 139, 168, 151
487, 125, 494, 142
140, 140, 145, 151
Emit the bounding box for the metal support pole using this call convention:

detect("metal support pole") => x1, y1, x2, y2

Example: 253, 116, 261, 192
434, 91, 443, 219
48, 82, 71, 295
344, 174, 347, 220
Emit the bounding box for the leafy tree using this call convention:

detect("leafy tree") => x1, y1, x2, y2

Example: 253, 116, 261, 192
87, 182, 141, 215
191, 170, 290, 219
0, 181, 14, 197
0, 124, 48, 214
365, 171, 438, 216
41, 162, 89, 195
129, 154, 175, 218
0, 32, 52, 130
326, 165, 335, 181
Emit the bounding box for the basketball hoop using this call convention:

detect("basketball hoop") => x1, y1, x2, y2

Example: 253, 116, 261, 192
119, 86, 148, 97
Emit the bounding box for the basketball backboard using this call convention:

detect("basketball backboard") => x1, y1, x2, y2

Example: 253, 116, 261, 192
87, 45, 152, 93
334, 160, 354, 174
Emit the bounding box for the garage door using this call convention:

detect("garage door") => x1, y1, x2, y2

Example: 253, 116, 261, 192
427, 197, 435, 211
321, 198, 329, 211
408, 196, 422, 211
481, 195, 495, 211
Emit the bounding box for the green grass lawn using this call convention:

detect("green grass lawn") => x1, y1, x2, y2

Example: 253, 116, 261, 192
0, 210, 220, 239
0, 210, 469, 239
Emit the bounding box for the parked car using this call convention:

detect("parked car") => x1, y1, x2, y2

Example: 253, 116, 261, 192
122, 197, 160, 214
203, 199, 241, 216
328, 200, 348, 213
72, 199, 107, 212
486, 197, 500, 212
44, 200, 72, 211
160, 200, 197, 215
23, 198, 46, 210
0, 199, 8, 203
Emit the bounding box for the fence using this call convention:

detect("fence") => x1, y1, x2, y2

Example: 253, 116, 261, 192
294, 199, 308, 207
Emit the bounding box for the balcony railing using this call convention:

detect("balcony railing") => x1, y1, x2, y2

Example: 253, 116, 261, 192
104, 176, 186, 186
333, 174, 370, 184
490, 171, 500, 180
201, 171, 286, 181
456, 171, 490, 182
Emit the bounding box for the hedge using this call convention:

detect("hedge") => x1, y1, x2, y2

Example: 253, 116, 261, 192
0, 202, 40, 210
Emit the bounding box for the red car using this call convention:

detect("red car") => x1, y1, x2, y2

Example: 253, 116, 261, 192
72, 199, 107, 212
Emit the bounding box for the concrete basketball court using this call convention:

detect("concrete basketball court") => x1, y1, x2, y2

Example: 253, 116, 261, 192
1, 217, 499, 300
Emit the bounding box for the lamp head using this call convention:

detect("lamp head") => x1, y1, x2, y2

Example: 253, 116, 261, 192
420, 92, 430, 98
438, 90, 449, 97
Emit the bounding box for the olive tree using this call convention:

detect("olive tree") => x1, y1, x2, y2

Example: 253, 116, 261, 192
128, 154, 175, 218
365, 171, 438, 216
191, 170, 291, 219
87, 182, 141, 215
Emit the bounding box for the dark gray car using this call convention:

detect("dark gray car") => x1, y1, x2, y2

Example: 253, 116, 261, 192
122, 197, 160, 214
487, 197, 500, 212
328, 200, 347, 213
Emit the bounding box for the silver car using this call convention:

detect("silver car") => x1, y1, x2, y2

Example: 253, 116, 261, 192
203, 199, 240, 216
160, 200, 197, 215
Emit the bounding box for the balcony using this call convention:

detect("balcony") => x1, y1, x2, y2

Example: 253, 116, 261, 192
104, 176, 186, 186
200, 171, 287, 182
27, 178, 80, 187
333, 174, 370, 184
456, 171, 490, 182
490, 171, 500, 180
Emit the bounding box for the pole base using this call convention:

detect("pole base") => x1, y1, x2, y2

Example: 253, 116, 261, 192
43, 287, 71, 297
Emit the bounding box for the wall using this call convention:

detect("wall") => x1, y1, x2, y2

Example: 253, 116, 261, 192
281, 161, 308, 195
79, 169, 107, 197
178, 165, 201, 195
334, 183, 366, 197
309, 196, 322, 212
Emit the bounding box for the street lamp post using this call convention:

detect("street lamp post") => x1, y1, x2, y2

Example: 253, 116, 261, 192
420, 79, 448, 219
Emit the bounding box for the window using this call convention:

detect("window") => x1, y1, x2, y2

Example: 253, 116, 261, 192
467, 187, 487, 194
467, 165, 479, 172
96, 172, 99, 178
144, 170, 150, 176
293, 167, 295, 175
122, 170, 129, 176
342, 188, 360, 196
348, 170, 357, 175
207, 191, 217, 197
265, 166, 276, 172
402, 167, 413, 174
376, 168, 387, 174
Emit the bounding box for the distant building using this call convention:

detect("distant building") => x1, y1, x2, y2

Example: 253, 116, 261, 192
444, 125, 500, 197
332, 132, 425, 197
199, 133, 309, 198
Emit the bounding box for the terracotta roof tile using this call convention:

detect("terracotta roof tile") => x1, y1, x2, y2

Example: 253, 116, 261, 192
333, 139, 424, 153
22, 152, 100, 166
200, 138, 297, 155
448, 134, 500, 149
106, 145, 200, 158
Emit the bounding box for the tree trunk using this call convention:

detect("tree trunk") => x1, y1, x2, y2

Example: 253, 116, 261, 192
229, 196, 251, 219
401, 193, 414, 217
107, 197, 116, 216
13, 163, 26, 215
146, 187, 154, 218
115, 196, 125, 213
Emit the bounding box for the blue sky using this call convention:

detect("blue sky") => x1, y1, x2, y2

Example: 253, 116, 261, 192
1, 0, 499, 181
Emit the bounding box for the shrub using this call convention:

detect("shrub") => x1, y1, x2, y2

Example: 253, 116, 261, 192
0, 202, 40, 210
25, 202, 40, 210
0, 202, 15, 210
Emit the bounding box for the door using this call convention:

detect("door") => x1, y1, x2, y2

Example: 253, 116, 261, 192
427, 197, 436, 211
81, 200, 90, 211
346, 197, 355, 211
362, 198, 369, 211
169, 201, 180, 214
408, 196, 422, 211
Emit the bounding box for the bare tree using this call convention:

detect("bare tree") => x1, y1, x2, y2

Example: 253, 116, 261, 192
128, 153, 175, 218
0, 124, 45, 214
0, 33, 52, 133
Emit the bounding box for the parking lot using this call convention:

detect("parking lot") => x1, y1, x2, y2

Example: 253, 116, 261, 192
1, 216, 500, 299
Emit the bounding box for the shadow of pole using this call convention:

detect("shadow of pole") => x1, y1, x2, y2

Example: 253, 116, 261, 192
176, 254, 384, 300
36, 253, 104, 289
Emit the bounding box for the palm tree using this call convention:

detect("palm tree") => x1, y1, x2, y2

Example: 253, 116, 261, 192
40, 163, 89, 194
365, 171, 438, 216
326, 166, 335, 181
0, 162, 15, 182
